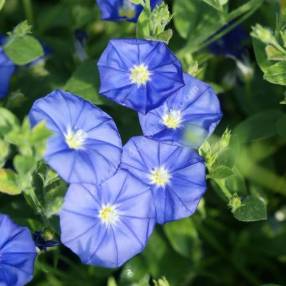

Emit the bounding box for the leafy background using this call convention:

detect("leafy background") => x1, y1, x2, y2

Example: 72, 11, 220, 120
0, 0, 286, 285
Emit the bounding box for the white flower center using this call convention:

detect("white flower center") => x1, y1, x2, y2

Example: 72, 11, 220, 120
162, 110, 182, 129
149, 166, 171, 187
98, 204, 119, 226
65, 128, 87, 150
130, 64, 151, 86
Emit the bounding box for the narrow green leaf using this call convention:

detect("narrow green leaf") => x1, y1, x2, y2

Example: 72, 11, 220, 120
234, 110, 283, 143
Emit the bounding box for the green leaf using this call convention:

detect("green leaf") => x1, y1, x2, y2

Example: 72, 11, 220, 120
209, 166, 233, 179
107, 277, 117, 286
164, 218, 201, 260
234, 110, 283, 143
175, 0, 263, 53
233, 195, 267, 222
4, 35, 44, 65
65, 60, 106, 105
173, 0, 225, 41
137, 2, 173, 43
14, 155, 37, 175
252, 38, 286, 86
0, 0, 5, 11
0, 107, 19, 137
0, 169, 21, 195
263, 61, 286, 85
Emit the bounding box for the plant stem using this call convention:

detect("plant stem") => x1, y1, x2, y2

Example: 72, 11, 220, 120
22, 0, 34, 25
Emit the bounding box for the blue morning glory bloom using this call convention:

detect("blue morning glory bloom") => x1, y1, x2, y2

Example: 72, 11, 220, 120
121, 136, 206, 224
98, 39, 185, 114
60, 170, 155, 268
139, 73, 222, 148
29, 90, 122, 184
0, 214, 36, 286
0, 36, 16, 99
96, 0, 162, 22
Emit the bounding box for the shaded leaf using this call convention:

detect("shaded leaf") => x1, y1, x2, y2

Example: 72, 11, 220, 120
234, 195, 267, 222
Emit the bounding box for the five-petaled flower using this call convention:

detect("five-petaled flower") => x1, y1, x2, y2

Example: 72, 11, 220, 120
96, 0, 162, 22
60, 170, 155, 268
121, 136, 206, 224
97, 39, 184, 114
139, 73, 222, 147
0, 214, 36, 286
29, 90, 122, 184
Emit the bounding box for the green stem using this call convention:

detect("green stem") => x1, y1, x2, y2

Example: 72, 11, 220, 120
21, 0, 33, 24
25, 187, 55, 233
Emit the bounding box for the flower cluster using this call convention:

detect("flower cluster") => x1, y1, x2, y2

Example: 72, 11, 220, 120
28, 36, 222, 271
1, 2, 222, 283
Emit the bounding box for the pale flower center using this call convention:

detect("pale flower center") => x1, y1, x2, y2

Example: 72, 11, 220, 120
149, 166, 171, 187
130, 64, 151, 86
162, 110, 182, 129
99, 205, 119, 226
119, 0, 136, 18
65, 128, 87, 150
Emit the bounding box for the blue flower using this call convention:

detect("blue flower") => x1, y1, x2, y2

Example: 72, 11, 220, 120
29, 90, 122, 184
60, 170, 155, 268
139, 73, 222, 148
121, 136, 206, 224
96, 0, 162, 22
98, 39, 184, 114
0, 214, 36, 286
0, 37, 16, 99
209, 25, 248, 59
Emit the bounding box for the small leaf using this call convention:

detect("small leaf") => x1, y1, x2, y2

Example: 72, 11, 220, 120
233, 195, 267, 222
209, 166, 233, 179
0, 169, 21, 195
4, 35, 44, 65
0, 107, 19, 137
14, 155, 37, 175
107, 277, 117, 286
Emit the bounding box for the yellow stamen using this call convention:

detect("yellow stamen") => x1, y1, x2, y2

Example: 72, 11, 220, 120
162, 110, 182, 129
149, 166, 171, 187
130, 64, 151, 86
65, 128, 87, 150
99, 205, 119, 226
